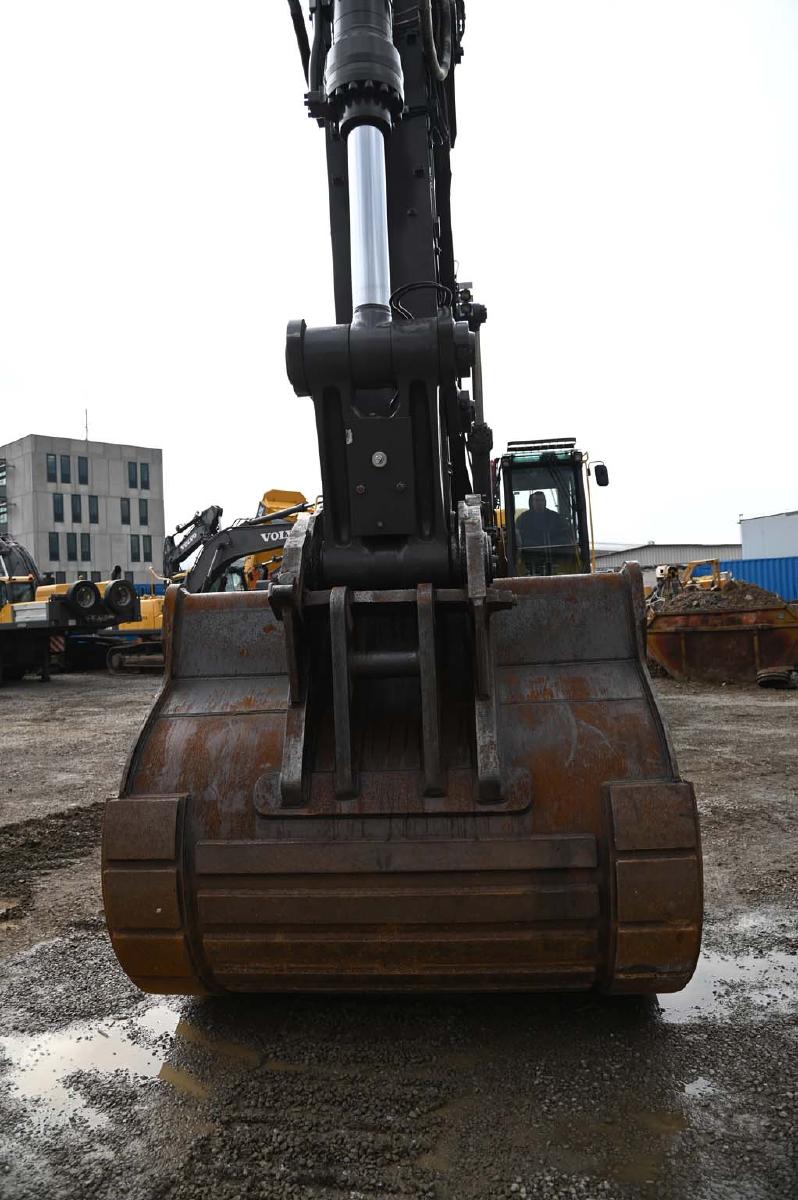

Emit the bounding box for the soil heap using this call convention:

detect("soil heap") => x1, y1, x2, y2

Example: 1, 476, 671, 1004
655, 578, 788, 615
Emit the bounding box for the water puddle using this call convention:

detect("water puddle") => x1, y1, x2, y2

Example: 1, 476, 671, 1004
0, 1003, 179, 1128
683, 1076, 716, 1098
657, 950, 798, 1023
0, 998, 270, 1127
158, 1062, 210, 1099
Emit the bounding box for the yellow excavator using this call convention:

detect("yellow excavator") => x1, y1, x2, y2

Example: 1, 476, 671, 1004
104, 490, 310, 671
102, 2, 702, 997
245, 490, 313, 587
495, 439, 609, 576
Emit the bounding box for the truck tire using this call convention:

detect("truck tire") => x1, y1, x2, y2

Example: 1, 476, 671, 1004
104, 579, 137, 619
66, 579, 101, 616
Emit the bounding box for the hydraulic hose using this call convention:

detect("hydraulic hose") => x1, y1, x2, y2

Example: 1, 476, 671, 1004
420, 0, 453, 82
287, 0, 311, 82
308, 1, 328, 92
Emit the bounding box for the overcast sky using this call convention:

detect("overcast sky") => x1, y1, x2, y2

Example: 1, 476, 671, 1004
1, 1, 796, 546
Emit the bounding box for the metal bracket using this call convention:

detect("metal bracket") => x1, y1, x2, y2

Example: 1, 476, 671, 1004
329, 582, 443, 799
268, 513, 314, 807
416, 582, 444, 796
459, 494, 503, 803
265, 503, 510, 810
330, 586, 355, 797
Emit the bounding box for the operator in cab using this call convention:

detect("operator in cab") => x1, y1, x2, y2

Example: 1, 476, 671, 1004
517, 491, 572, 548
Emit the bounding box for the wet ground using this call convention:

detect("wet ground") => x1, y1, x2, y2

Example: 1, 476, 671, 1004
0, 673, 796, 1199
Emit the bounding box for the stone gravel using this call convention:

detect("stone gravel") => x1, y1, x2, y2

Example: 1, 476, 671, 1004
0, 675, 796, 1200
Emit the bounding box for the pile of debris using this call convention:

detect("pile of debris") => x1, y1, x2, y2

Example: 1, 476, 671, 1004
655, 579, 787, 615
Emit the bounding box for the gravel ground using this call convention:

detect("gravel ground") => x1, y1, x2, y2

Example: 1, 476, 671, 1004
0, 673, 156, 827
0, 672, 796, 1200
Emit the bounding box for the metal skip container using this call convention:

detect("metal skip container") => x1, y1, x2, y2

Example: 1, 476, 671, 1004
647, 600, 798, 683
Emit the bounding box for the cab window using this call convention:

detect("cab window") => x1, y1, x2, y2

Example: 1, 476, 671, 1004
207, 559, 247, 593
7, 581, 35, 603
510, 461, 584, 575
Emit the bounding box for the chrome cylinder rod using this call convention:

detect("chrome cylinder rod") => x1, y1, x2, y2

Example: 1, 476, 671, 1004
347, 123, 391, 316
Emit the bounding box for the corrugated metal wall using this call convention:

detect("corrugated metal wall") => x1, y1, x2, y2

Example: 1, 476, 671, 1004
740, 512, 798, 558
595, 543, 741, 569
694, 556, 798, 601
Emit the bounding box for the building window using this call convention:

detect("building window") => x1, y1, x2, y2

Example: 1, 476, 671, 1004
124, 571, 135, 584
90, 570, 102, 582
80, 533, 91, 562
120, 497, 130, 525
55, 571, 66, 584
89, 495, 99, 524
77, 571, 88, 581
71, 494, 82, 523
143, 535, 152, 562
128, 461, 138, 488
53, 494, 64, 522
0, 501, 7, 533
140, 462, 150, 490
139, 498, 148, 526
49, 532, 60, 561
78, 456, 89, 485
60, 455, 71, 483
66, 532, 77, 561
0, 457, 7, 496
46, 453, 57, 483
130, 534, 140, 562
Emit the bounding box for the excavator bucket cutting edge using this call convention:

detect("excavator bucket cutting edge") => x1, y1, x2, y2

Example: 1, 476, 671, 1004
102, 564, 702, 995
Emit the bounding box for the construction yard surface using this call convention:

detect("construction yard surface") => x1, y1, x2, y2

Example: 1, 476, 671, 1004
0, 672, 796, 1200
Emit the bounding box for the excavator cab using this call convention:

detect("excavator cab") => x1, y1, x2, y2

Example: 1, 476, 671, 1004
0, 536, 40, 602
103, 1, 701, 998
0, 577, 36, 608
499, 439, 599, 576
256, 489, 308, 520
203, 561, 248, 593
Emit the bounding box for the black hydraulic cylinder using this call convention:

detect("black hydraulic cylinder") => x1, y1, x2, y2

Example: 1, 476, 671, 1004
325, 0, 404, 134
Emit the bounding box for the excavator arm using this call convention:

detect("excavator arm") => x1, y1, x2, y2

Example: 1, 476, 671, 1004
184, 506, 310, 593
161, 505, 224, 578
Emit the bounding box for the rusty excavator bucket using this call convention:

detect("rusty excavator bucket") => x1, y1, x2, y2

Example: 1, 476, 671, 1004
102, 1, 701, 996
103, 555, 701, 996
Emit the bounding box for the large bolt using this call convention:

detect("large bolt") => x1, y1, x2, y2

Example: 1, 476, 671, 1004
371, 451, 388, 468
355, 483, 366, 495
